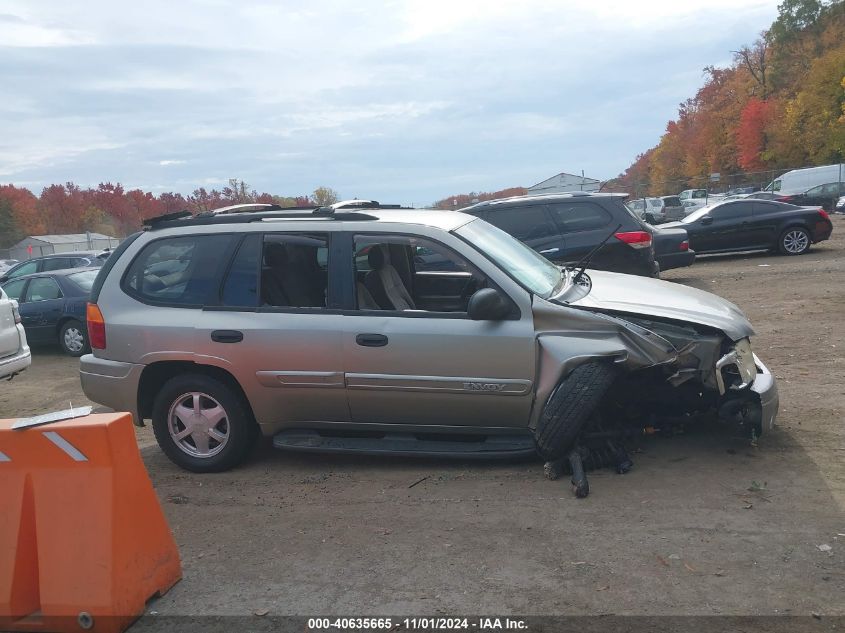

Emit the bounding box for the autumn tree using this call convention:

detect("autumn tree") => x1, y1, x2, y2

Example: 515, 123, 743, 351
311, 186, 340, 206
736, 98, 774, 170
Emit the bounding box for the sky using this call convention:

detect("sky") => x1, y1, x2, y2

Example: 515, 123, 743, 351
0, 0, 779, 205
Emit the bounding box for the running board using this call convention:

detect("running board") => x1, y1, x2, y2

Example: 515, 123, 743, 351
272, 429, 537, 459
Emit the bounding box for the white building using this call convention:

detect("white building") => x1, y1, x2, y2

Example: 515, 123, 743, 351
7, 233, 121, 260
527, 172, 602, 195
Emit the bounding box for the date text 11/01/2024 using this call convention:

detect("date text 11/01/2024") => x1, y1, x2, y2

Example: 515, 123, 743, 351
307, 618, 528, 630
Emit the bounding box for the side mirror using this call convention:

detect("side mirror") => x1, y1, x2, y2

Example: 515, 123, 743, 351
701, 216, 713, 225
467, 288, 511, 321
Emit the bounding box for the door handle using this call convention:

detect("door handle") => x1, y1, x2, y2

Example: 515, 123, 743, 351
356, 333, 388, 347
211, 330, 243, 343
539, 248, 561, 254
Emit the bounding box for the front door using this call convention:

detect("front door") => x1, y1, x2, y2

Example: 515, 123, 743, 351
342, 232, 536, 429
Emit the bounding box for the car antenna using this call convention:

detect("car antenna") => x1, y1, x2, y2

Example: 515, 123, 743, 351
572, 223, 623, 284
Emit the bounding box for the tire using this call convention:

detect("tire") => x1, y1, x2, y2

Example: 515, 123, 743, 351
533, 362, 617, 461
778, 227, 811, 255
151, 374, 258, 473
59, 319, 89, 357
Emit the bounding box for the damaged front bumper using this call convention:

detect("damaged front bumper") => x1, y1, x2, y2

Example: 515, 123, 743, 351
717, 352, 779, 433
750, 353, 779, 431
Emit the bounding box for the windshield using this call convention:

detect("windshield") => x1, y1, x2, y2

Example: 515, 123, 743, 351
67, 270, 99, 292
455, 218, 561, 299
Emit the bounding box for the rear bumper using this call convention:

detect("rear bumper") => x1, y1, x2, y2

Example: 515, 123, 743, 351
657, 250, 696, 271
79, 354, 144, 425
812, 220, 833, 243
0, 345, 31, 380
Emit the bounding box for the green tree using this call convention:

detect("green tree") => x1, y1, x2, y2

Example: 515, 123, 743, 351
0, 197, 22, 249
311, 186, 340, 206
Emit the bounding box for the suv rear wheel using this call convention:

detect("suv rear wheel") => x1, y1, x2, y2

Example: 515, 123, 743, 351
533, 362, 617, 461
151, 374, 257, 472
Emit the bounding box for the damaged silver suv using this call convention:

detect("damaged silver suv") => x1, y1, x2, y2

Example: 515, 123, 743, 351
80, 202, 778, 476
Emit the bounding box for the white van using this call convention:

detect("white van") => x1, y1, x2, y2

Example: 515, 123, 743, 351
767, 164, 845, 194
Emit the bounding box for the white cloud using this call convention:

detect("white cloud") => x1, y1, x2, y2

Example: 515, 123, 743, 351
0, 0, 780, 200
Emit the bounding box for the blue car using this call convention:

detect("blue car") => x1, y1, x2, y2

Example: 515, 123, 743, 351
0, 268, 98, 356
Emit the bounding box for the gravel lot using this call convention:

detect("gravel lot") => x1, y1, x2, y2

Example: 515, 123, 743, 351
2, 216, 843, 619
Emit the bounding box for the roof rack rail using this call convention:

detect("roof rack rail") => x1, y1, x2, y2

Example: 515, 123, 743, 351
210, 203, 285, 215
142, 210, 193, 226
144, 208, 379, 231
331, 199, 404, 210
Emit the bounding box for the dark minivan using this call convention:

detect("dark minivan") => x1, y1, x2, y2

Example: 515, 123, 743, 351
461, 192, 659, 277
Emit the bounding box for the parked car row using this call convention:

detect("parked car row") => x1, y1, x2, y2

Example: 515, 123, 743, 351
0, 251, 113, 359
0, 250, 110, 284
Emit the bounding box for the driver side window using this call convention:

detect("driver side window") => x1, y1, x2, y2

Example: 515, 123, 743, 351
352, 235, 484, 314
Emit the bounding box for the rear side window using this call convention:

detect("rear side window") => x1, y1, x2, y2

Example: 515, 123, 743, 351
711, 202, 752, 219
42, 258, 72, 272
67, 270, 98, 292
485, 206, 556, 241
26, 277, 63, 301
123, 234, 233, 306
547, 202, 612, 233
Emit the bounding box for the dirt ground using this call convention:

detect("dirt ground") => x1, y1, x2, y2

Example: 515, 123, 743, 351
2, 217, 843, 620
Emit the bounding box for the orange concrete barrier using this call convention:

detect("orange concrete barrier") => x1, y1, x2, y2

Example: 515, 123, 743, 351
0, 412, 181, 633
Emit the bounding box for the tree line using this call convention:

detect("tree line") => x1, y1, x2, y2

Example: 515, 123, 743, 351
611, 0, 845, 195
0, 180, 340, 249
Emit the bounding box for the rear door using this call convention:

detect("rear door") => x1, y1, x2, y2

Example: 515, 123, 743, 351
0, 288, 22, 359
482, 204, 566, 262
19, 276, 64, 343
192, 231, 350, 428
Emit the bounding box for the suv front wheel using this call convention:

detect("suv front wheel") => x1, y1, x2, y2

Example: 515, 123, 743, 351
533, 362, 617, 461
151, 374, 257, 472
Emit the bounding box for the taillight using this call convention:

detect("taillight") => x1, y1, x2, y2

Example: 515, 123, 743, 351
778, 195, 795, 203
11, 301, 21, 324
614, 231, 653, 249
818, 208, 830, 220
679, 240, 690, 251
86, 302, 106, 349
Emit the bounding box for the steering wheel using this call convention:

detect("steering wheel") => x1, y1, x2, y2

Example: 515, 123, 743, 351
460, 276, 484, 307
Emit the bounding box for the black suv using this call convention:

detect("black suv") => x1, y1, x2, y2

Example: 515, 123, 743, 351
461, 193, 659, 277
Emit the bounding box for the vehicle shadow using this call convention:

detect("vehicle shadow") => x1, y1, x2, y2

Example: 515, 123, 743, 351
138, 417, 845, 616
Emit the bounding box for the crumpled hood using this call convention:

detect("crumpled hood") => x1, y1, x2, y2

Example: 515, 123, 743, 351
566, 270, 755, 341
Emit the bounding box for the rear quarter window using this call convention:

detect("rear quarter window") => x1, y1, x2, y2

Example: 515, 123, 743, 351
122, 234, 234, 306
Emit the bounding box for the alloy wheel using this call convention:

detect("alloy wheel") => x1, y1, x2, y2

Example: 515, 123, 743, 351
167, 392, 231, 458
782, 230, 809, 254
